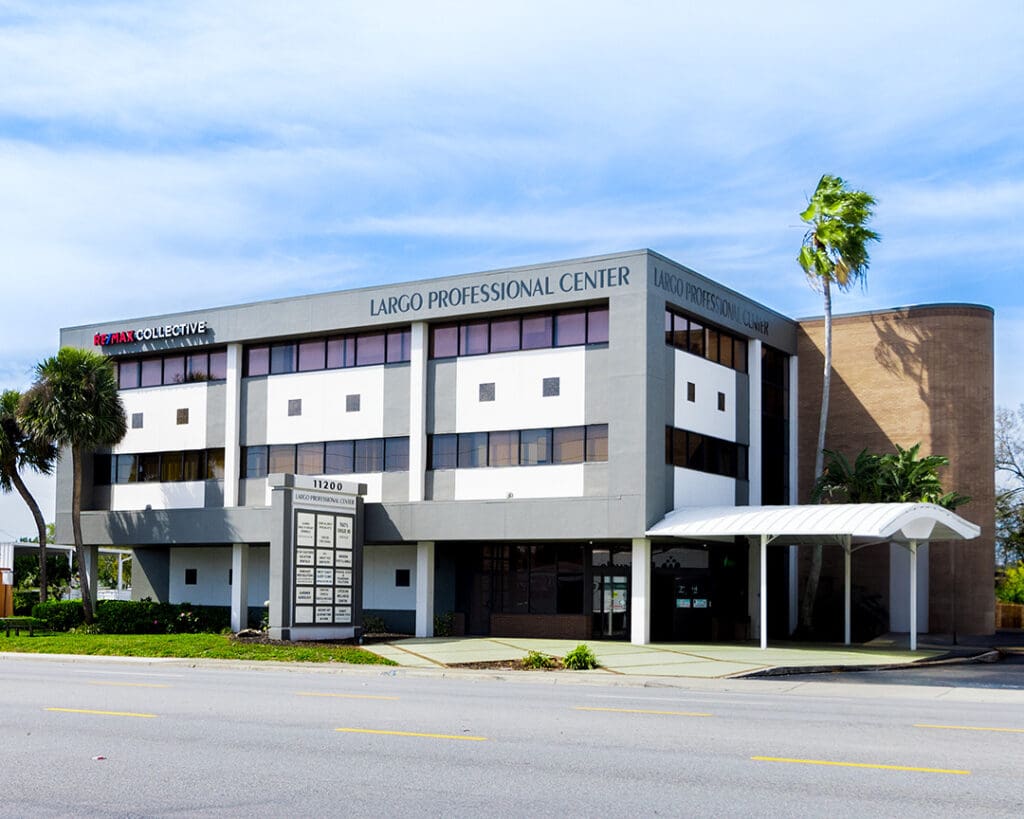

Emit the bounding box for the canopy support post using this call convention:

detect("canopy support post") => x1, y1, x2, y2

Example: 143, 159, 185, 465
760, 534, 769, 650
843, 535, 852, 646
909, 539, 918, 651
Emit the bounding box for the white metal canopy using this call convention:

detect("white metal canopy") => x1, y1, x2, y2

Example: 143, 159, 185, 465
645, 503, 981, 650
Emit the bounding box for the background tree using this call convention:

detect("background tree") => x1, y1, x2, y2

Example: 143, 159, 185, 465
19, 348, 126, 623
1, 389, 57, 601
996, 404, 1024, 565
797, 174, 879, 631
813, 443, 969, 509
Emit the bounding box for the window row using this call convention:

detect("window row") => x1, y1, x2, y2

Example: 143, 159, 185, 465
664, 307, 747, 373
428, 424, 608, 469
245, 328, 411, 377
95, 449, 226, 485
430, 305, 608, 359
665, 426, 748, 480
117, 349, 228, 390
243, 437, 410, 478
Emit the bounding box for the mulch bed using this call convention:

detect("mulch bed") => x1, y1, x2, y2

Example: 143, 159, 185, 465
230, 629, 411, 647
448, 658, 565, 671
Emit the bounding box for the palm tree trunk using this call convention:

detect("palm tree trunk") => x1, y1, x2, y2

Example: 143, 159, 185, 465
10, 470, 49, 602
800, 278, 833, 631
71, 445, 95, 624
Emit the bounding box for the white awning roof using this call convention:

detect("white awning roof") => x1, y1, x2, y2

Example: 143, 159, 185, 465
646, 503, 980, 544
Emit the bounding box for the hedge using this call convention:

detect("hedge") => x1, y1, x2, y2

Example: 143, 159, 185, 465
30, 599, 265, 634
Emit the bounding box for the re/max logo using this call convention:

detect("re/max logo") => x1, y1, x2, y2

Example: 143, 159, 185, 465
93, 320, 208, 347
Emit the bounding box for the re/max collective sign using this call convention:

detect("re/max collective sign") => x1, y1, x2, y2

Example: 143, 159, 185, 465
94, 320, 209, 347
370, 266, 631, 317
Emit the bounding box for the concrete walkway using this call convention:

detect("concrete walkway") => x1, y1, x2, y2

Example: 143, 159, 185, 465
365, 637, 960, 679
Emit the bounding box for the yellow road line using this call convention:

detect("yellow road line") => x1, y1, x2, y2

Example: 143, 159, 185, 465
574, 706, 712, 717
915, 723, 1024, 734
335, 727, 486, 741
88, 681, 170, 689
45, 707, 157, 719
751, 756, 969, 775
297, 691, 399, 701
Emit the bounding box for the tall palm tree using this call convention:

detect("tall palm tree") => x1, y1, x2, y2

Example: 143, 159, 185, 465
0, 389, 57, 601
798, 174, 879, 632
19, 348, 126, 623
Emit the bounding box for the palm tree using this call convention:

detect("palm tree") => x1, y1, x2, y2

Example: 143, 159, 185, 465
0, 389, 57, 601
798, 174, 879, 631
19, 348, 126, 623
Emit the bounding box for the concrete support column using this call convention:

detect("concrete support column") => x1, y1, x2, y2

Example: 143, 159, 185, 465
909, 540, 918, 651
787, 353, 800, 636
630, 537, 651, 645
230, 543, 250, 633
843, 538, 852, 646
223, 343, 243, 508
748, 537, 762, 644
759, 535, 768, 649
408, 322, 428, 502
747, 338, 763, 505
415, 541, 435, 637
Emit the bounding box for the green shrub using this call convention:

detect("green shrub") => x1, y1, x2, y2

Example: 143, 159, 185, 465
362, 614, 386, 634
562, 643, 599, 670
434, 611, 454, 637
997, 563, 1024, 604
32, 599, 85, 631
522, 650, 556, 669
13, 590, 38, 615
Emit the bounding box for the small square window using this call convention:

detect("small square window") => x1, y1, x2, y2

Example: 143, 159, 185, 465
479, 382, 495, 402
346, 394, 360, 412
718, 392, 726, 412
542, 377, 560, 397
687, 382, 696, 403
131, 412, 144, 429
184, 568, 197, 585
395, 568, 411, 587
288, 398, 302, 417
176, 408, 189, 425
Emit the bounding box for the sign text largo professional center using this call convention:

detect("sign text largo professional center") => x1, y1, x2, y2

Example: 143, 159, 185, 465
55, 250, 995, 643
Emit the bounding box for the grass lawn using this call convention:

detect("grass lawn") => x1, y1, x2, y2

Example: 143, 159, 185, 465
0, 632, 396, 665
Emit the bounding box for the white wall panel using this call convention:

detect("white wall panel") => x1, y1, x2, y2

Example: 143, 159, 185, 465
169, 546, 269, 607
117, 384, 209, 453
672, 467, 735, 507
455, 348, 585, 432
265, 369, 385, 444
362, 544, 416, 610
111, 482, 206, 511
453, 465, 584, 500
673, 350, 738, 442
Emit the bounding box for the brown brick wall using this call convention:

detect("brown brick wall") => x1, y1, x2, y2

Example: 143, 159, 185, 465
796, 305, 995, 635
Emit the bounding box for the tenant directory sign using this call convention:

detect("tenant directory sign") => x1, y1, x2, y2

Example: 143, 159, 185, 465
293, 509, 355, 626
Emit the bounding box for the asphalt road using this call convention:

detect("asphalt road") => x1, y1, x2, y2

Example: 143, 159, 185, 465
2, 655, 1023, 817
769, 653, 1024, 689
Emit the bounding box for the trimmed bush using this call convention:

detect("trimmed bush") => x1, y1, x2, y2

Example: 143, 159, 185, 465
31, 599, 86, 632
522, 650, 556, 670
562, 643, 599, 670
997, 563, 1024, 605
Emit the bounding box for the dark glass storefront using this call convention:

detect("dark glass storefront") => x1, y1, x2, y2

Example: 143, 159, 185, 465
442, 539, 749, 641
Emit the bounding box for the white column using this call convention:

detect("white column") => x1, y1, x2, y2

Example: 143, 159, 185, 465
223, 343, 243, 507
760, 535, 768, 650
408, 322, 428, 502
843, 537, 852, 646
787, 353, 800, 636
788, 545, 799, 636
909, 540, 918, 651
415, 541, 435, 637
230, 543, 249, 632
747, 339, 763, 505
630, 538, 651, 645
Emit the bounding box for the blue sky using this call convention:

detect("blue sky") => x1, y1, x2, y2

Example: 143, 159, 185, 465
1, 1, 1022, 539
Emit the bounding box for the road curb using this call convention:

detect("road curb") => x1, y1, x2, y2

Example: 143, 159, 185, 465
738, 648, 1001, 677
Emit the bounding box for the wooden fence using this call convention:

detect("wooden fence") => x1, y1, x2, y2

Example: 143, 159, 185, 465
996, 601, 1024, 629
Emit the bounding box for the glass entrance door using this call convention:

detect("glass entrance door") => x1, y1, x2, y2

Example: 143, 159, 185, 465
593, 574, 629, 638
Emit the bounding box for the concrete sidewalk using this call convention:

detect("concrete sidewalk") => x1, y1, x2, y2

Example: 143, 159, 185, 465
364, 637, 981, 679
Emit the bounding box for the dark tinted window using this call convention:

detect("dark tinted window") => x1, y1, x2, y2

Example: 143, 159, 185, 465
554, 311, 586, 347
187, 353, 209, 381
326, 336, 356, 369
586, 424, 608, 462
428, 434, 457, 469
386, 330, 411, 363
354, 438, 384, 472
552, 426, 585, 464
430, 325, 458, 358
247, 347, 270, 376
138, 452, 161, 482
296, 442, 324, 475
268, 444, 296, 474
140, 358, 162, 387
245, 446, 268, 479
460, 321, 490, 356
490, 318, 520, 353
488, 430, 519, 466
163, 356, 185, 385
385, 437, 410, 471
356, 333, 386, 366
118, 361, 140, 390
587, 307, 609, 343
208, 351, 227, 380
325, 440, 354, 474
520, 428, 550, 465
521, 314, 552, 349
269, 344, 296, 375
457, 432, 488, 468
298, 340, 326, 372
